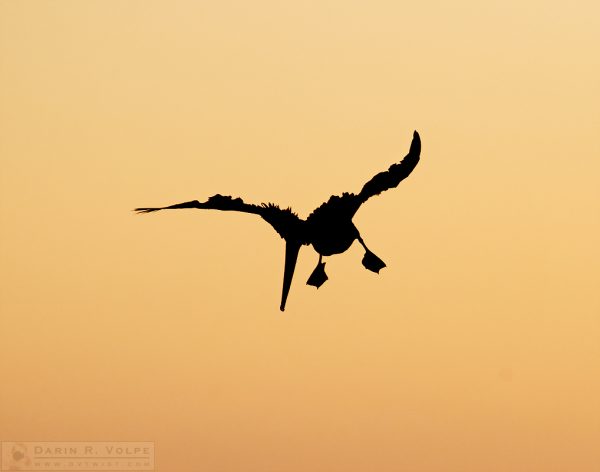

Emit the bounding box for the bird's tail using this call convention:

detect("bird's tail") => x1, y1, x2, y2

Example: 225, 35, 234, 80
280, 240, 301, 312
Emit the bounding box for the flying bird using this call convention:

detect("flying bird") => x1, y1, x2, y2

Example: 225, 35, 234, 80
135, 131, 421, 311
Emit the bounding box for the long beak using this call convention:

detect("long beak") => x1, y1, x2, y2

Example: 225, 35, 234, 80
280, 241, 301, 311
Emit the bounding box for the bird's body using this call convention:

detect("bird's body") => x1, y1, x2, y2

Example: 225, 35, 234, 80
311, 223, 358, 256
135, 131, 422, 311
308, 212, 359, 256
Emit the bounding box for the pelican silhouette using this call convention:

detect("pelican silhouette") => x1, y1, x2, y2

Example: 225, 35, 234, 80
135, 131, 421, 311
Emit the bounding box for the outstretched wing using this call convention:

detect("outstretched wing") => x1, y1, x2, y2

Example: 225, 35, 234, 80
135, 194, 306, 312
306, 131, 421, 224
135, 194, 305, 241
134, 194, 261, 214
357, 130, 421, 205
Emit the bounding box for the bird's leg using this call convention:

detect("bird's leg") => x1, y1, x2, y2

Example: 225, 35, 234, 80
357, 235, 387, 274
306, 253, 328, 288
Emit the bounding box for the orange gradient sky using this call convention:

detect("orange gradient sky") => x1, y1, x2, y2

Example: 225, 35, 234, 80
1, 1, 599, 471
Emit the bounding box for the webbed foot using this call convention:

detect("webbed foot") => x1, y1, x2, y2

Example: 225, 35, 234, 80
362, 251, 386, 273
307, 262, 328, 288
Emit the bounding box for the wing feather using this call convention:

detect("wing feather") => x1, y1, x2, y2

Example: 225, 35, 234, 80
306, 131, 421, 222
135, 194, 306, 242
358, 130, 421, 204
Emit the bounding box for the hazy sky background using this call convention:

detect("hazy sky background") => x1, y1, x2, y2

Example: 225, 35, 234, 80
1, 1, 599, 470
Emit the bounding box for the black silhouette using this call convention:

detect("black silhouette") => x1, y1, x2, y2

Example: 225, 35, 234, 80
135, 131, 421, 311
